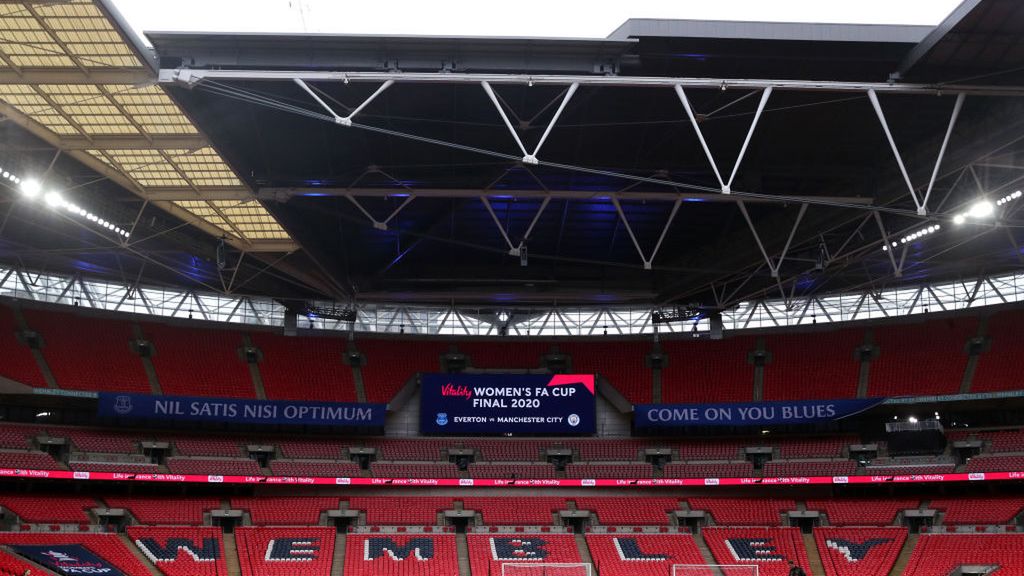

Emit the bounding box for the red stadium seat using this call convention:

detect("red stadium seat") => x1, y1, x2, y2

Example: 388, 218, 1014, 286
130, 526, 229, 576
585, 533, 706, 576
688, 499, 795, 526
231, 497, 341, 525
0, 494, 95, 523
235, 527, 334, 576
564, 463, 654, 479
0, 304, 46, 388
903, 534, 1024, 575
105, 496, 221, 525
268, 459, 362, 477
166, 457, 262, 476
460, 341, 549, 369
814, 527, 906, 576
468, 533, 583, 575
143, 322, 255, 398
463, 498, 567, 525
661, 337, 756, 403
357, 339, 445, 403
929, 498, 1024, 525
0, 532, 151, 574
349, 497, 454, 525
574, 498, 679, 526
561, 341, 653, 403
250, 332, 357, 402
868, 319, 975, 397
805, 499, 919, 526
763, 330, 863, 400
703, 527, 810, 576
972, 310, 1024, 392
762, 460, 858, 477
344, 533, 458, 576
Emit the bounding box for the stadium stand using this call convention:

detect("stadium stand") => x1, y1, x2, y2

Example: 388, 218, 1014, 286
344, 532, 459, 576
805, 499, 919, 526
0, 424, 39, 450
268, 459, 362, 477
663, 461, 755, 478
462, 497, 566, 525
250, 332, 358, 401
586, 533, 707, 576
0, 450, 62, 470
349, 497, 454, 525
561, 341, 652, 403
166, 457, 262, 476
903, 534, 1024, 575
867, 319, 974, 397
235, 527, 334, 576
471, 439, 549, 461
468, 533, 583, 575
231, 497, 341, 525
688, 498, 795, 526
277, 439, 349, 460
703, 527, 810, 576
0, 549, 39, 576
574, 497, 680, 525
466, 463, 558, 479
572, 439, 650, 461
66, 429, 140, 454
171, 437, 244, 457
25, 309, 150, 393
971, 310, 1024, 392
105, 496, 220, 525
371, 439, 451, 461
762, 459, 858, 477
763, 329, 863, 400
678, 440, 747, 461
661, 337, 756, 403
460, 341, 549, 369
775, 437, 853, 459
0, 304, 46, 387
143, 322, 255, 398
985, 429, 1024, 452
815, 527, 906, 576
69, 461, 161, 473
929, 497, 1024, 525
370, 462, 460, 478
0, 494, 95, 523
564, 463, 654, 479
356, 339, 445, 403
966, 454, 1024, 472
0, 533, 152, 574
130, 526, 229, 576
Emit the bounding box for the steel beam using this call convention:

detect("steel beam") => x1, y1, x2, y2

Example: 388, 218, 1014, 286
162, 68, 1024, 96
0, 69, 154, 85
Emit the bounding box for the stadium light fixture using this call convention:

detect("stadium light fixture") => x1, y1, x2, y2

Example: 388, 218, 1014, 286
4, 167, 129, 238
19, 177, 41, 199
882, 224, 940, 251
908, 416, 919, 423
952, 197, 1007, 225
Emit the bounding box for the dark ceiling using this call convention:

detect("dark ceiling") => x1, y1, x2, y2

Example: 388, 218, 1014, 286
3, 1, 1024, 310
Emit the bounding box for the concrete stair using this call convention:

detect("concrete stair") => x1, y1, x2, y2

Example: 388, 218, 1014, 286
331, 532, 346, 576
456, 531, 472, 576
890, 533, 919, 576
574, 532, 594, 568
693, 531, 725, 576
803, 532, 826, 576
224, 531, 242, 576
117, 533, 161, 576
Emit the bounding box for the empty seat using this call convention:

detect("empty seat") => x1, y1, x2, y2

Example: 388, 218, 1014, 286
130, 526, 229, 576
574, 497, 679, 526
144, 322, 255, 398
562, 341, 653, 403
0, 304, 46, 387
106, 496, 221, 525
357, 340, 445, 403
468, 533, 583, 575
688, 499, 795, 526
250, 332, 357, 402
904, 534, 1024, 575
349, 497, 454, 525
868, 319, 974, 397
815, 527, 906, 576
586, 533, 706, 576
0, 494, 95, 523
235, 527, 334, 576
763, 330, 862, 400
661, 337, 756, 403
344, 533, 458, 576
462, 497, 566, 525
231, 497, 341, 525
703, 527, 810, 576
805, 499, 919, 526
0, 533, 151, 574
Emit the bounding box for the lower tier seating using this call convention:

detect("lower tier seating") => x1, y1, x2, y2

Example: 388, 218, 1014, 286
0, 532, 152, 575
344, 533, 458, 576
703, 527, 810, 576
468, 533, 583, 576
231, 497, 341, 525
235, 527, 335, 576
903, 534, 1024, 575
805, 499, 919, 526
574, 498, 680, 526
130, 526, 229, 576
586, 533, 706, 576
814, 527, 906, 576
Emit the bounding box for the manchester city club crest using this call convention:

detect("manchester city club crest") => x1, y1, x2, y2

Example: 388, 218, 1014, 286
435, 412, 448, 426
113, 395, 133, 415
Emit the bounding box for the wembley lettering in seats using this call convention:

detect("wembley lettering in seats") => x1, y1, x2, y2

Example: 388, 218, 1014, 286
135, 537, 220, 563
725, 538, 785, 562
613, 538, 670, 560
825, 538, 893, 562
266, 538, 320, 561
491, 537, 549, 561
364, 537, 435, 561
12, 544, 125, 575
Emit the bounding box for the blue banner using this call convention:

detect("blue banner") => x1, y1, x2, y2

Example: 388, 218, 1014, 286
420, 373, 596, 435
12, 544, 126, 575
635, 398, 885, 427
97, 393, 386, 427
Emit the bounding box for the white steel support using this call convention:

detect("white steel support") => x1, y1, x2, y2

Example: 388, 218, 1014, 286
517, 195, 551, 253
675, 85, 772, 194
481, 81, 531, 160
923, 93, 966, 212
611, 196, 652, 268
480, 196, 518, 254
867, 89, 924, 214
874, 211, 902, 277
736, 201, 776, 275
771, 202, 808, 277
294, 78, 393, 127
481, 81, 578, 165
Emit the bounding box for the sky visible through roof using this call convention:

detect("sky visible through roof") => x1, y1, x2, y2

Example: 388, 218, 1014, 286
112, 0, 963, 42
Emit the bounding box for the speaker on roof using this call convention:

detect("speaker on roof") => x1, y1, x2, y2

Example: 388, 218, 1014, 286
284, 310, 297, 336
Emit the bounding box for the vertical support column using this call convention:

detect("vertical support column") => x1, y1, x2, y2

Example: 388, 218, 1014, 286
960, 316, 990, 395
856, 330, 876, 399
751, 337, 767, 402
242, 333, 267, 400
13, 307, 58, 389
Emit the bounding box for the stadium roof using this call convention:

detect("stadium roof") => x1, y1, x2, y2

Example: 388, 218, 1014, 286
1, 0, 1024, 311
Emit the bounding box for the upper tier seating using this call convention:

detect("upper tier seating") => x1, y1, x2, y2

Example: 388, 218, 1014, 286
370, 462, 460, 478
143, 322, 255, 398
231, 497, 341, 525
763, 460, 858, 477
349, 497, 455, 525
966, 454, 1024, 473
371, 439, 450, 461
0, 304, 46, 387
357, 339, 445, 403
904, 534, 1024, 576
250, 332, 357, 402
462, 497, 566, 525
67, 429, 140, 454
564, 463, 654, 479
815, 527, 906, 576
703, 527, 810, 576
763, 330, 863, 400
460, 341, 549, 369
805, 499, 920, 526
130, 526, 229, 576
468, 533, 583, 576
106, 496, 221, 525
26, 309, 150, 393
0, 533, 152, 574
868, 319, 975, 397
586, 533, 706, 576
688, 498, 795, 526
470, 439, 549, 461
0, 450, 62, 470
344, 533, 458, 576
268, 459, 362, 477
562, 341, 652, 403
661, 337, 756, 403
972, 310, 1024, 392
166, 457, 261, 476
775, 437, 853, 459
678, 440, 746, 461
571, 439, 650, 461
929, 498, 1024, 525
0, 494, 95, 523
574, 497, 680, 526
235, 527, 334, 576
172, 438, 243, 457
663, 461, 755, 478
466, 463, 558, 479
0, 424, 40, 449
